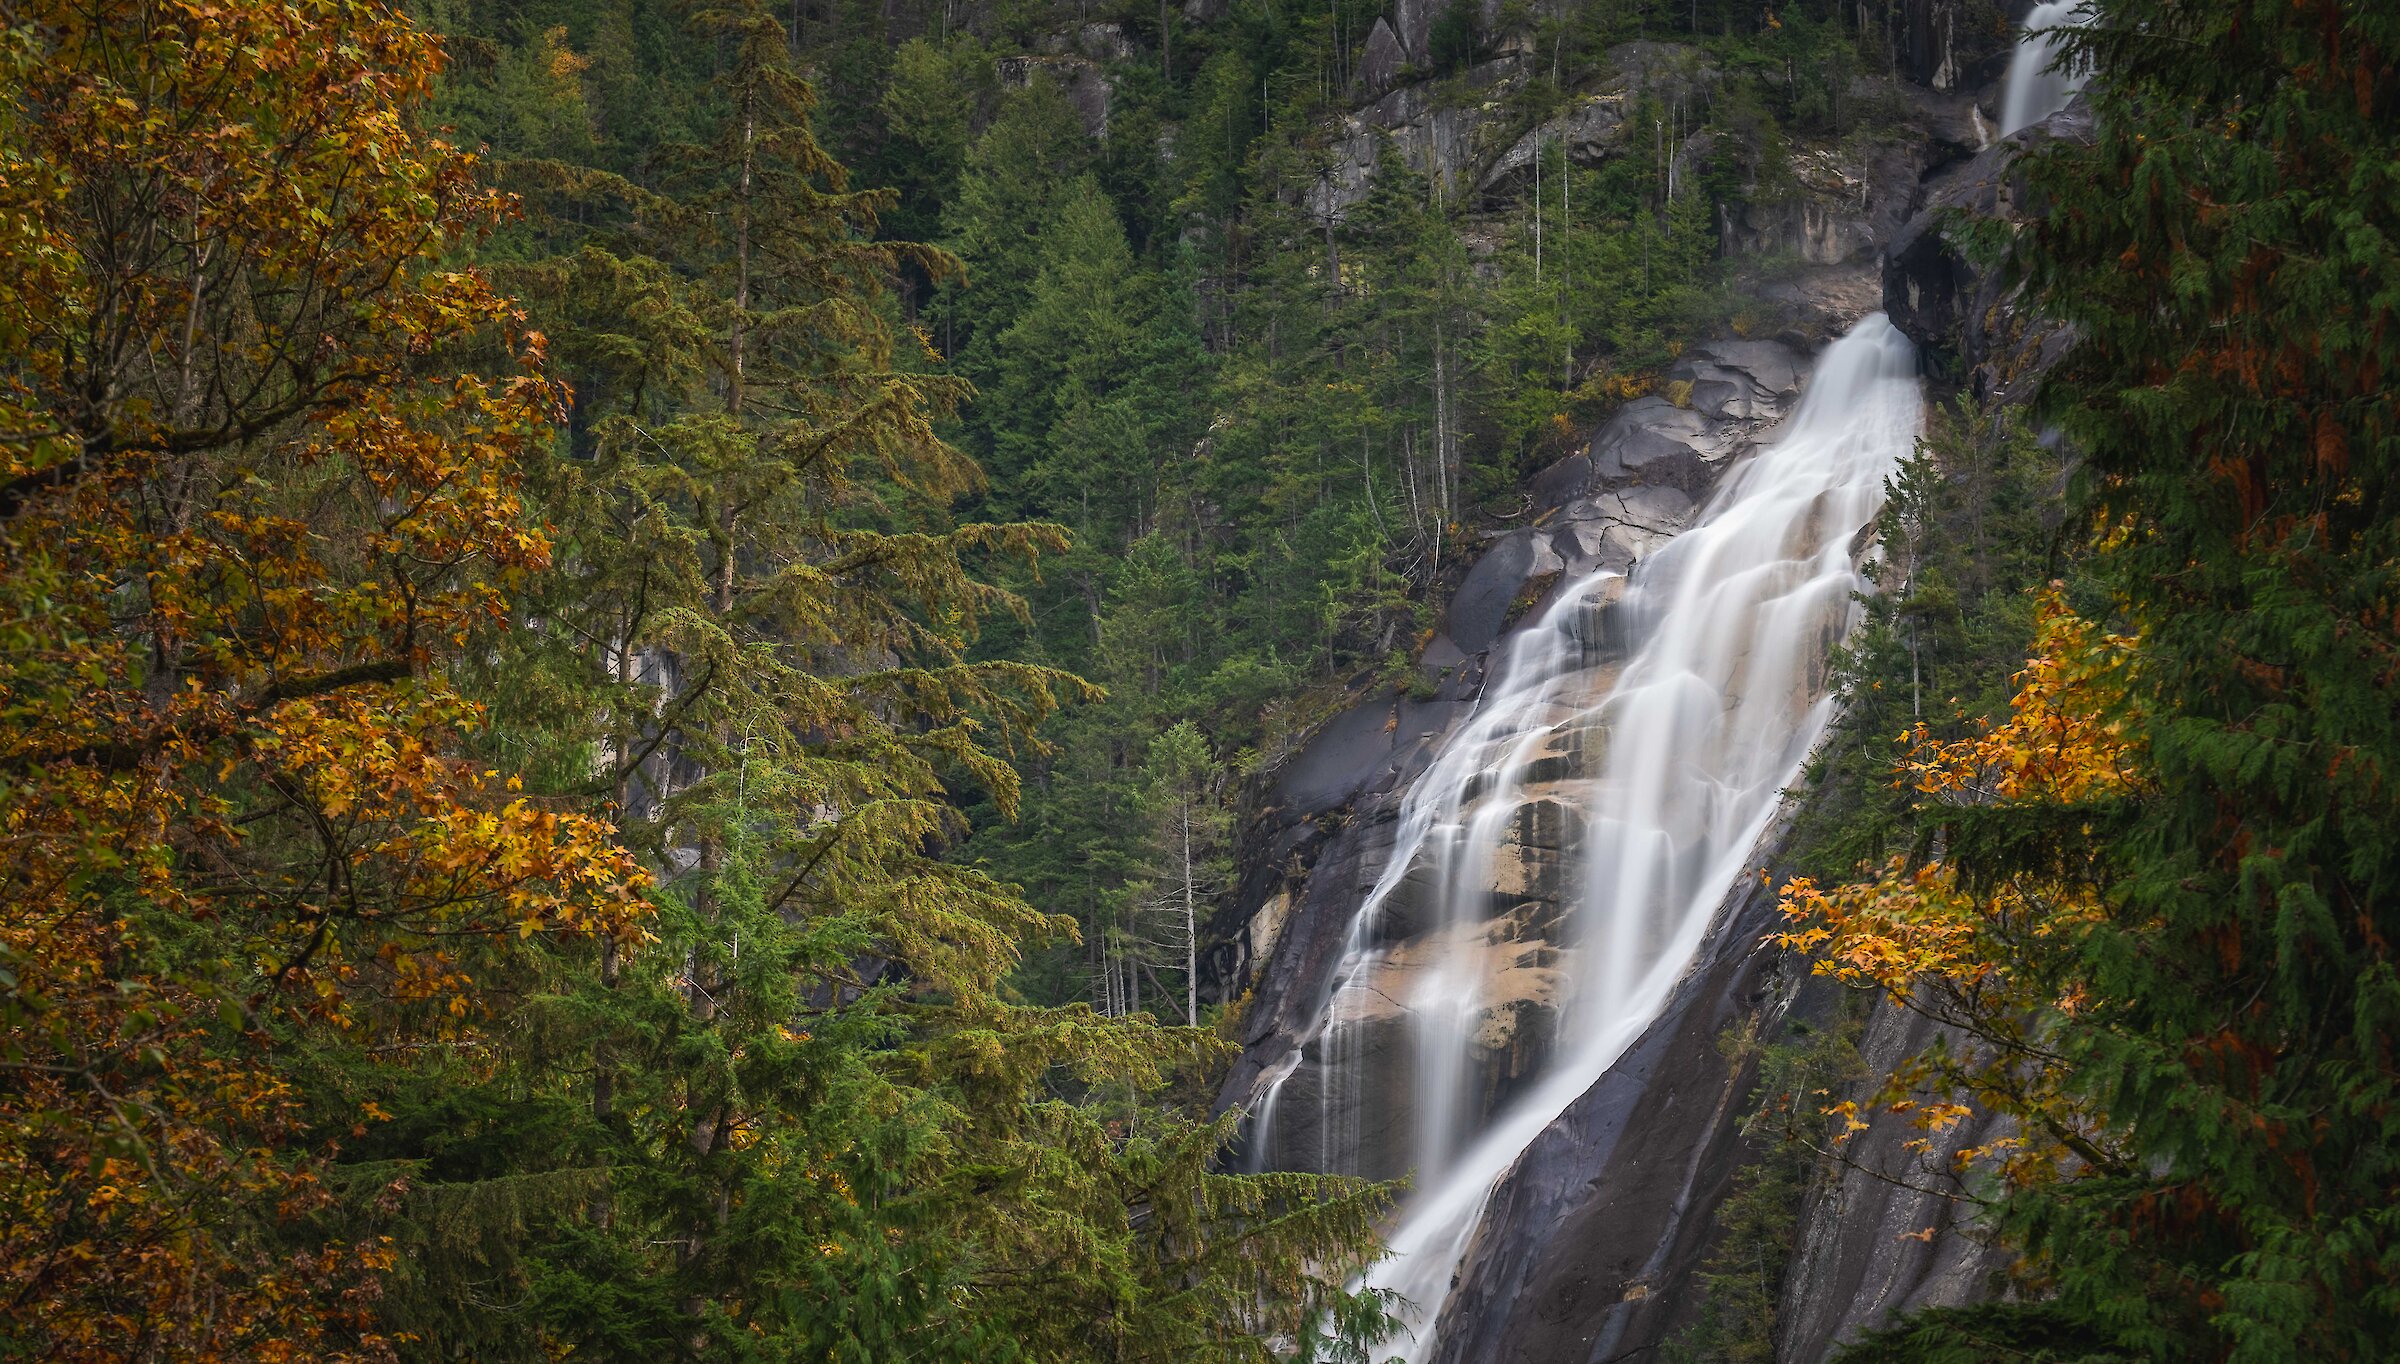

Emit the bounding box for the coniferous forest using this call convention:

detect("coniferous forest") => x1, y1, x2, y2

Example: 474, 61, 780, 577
0, 0, 2394, 1360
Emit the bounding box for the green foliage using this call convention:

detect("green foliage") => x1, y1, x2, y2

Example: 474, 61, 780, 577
340, 3, 1409, 1356
412, 8, 1907, 1351
875, 36, 998, 244
1975, 0, 2400, 1353
943, 76, 1095, 373
1784, 0, 2400, 1358
1475, 139, 1726, 459
1826, 1302, 2133, 1364
1791, 399, 2066, 878
5, 0, 2045, 1352
1667, 1008, 1867, 1364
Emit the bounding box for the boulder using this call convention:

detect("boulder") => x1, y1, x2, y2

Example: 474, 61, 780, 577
1882, 96, 2095, 394
1588, 397, 1723, 498
1274, 689, 1470, 815
1445, 528, 1565, 653
1666, 338, 1807, 420
1356, 17, 1406, 96
996, 54, 1112, 137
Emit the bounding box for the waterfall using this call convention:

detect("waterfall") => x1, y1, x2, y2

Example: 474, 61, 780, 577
1999, 0, 2091, 134
1243, 316, 1921, 1359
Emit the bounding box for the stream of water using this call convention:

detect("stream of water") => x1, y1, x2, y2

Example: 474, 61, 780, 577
1245, 315, 1922, 1359
2000, 0, 2091, 134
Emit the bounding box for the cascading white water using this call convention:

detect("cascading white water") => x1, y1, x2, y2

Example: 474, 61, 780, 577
1244, 316, 1921, 1360
1999, 0, 2091, 134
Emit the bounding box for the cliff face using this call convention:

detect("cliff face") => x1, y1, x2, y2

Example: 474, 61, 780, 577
1214, 12, 2067, 1359
1420, 904, 2020, 1364
1218, 336, 1814, 1184
1883, 97, 2095, 401
1422, 875, 1796, 1364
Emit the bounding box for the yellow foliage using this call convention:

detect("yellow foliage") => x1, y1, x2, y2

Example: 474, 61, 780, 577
0, 3, 647, 1356
1775, 592, 2143, 1192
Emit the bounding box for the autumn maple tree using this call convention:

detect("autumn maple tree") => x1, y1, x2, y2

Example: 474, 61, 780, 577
1778, 594, 2143, 1197
0, 3, 643, 1357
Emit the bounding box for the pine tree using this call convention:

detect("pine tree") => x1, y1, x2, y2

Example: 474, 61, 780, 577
378, 5, 1399, 1355
1137, 722, 1232, 1026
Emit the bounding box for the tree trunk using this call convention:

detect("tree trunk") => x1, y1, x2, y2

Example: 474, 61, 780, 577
1181, 806, 1198, 1026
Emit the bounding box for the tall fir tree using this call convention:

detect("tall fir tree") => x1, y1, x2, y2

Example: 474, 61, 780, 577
1992, 0, 2400, 1352
372, 4, 1401, 1356
1802, 1, 2400, 1359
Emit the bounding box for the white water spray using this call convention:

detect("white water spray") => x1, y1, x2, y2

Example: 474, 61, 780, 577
1999, 0, 2091, 134
1245, 316, 1921, 1360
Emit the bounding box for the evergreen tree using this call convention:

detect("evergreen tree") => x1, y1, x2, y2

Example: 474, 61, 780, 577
390, 4, 1399, 1356
1136, 722, 1232, 1026
942, 77, 1094, 382
1791, 2, 2400, 1358
1987, 0, 2400, 1352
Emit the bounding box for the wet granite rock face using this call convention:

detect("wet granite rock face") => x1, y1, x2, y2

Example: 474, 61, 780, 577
1776, 1007, 2015, 1360
1445, 529, 1567, 655
1356, 17, 1407, 96
1213, 318, 2029, 1360
1479, 93, 1631, 196
1212, 40, 2073, 1335
1883, 97, 2094, 398
1526, 337, 1807, 520
1423, 876, 1790, 1364
1455, 335, 1807, 654
1421, 885, 2011, 1364
1213, 336, 1813, 1181
1392, 0, 1439, 69
1306, 61, 1526, 222
1218, 671, 1592, 1181
1673, 339, 1807, 420
1719, 122, 1960, 269
1308, 42, 1716, 223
